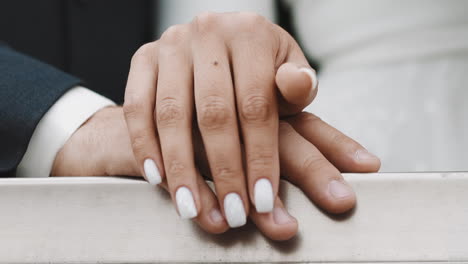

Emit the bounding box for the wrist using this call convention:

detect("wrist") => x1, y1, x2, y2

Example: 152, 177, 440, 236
51, 107, 139, 176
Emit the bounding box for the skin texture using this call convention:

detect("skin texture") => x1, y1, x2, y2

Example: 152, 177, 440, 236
52, 107, 380, 241
123, 12, 321, 223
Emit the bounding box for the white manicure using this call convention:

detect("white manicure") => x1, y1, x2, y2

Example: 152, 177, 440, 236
299, 67, 318, 91
254, 179, 274, 213
144, 159, 162, 185
176, 187, 198, 219
224, 193, 246, 228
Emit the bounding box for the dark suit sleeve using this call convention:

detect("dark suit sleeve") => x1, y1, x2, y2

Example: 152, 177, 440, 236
0, 44, 81, 177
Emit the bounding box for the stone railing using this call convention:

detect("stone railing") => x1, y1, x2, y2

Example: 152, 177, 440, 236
0, 173, 467, 263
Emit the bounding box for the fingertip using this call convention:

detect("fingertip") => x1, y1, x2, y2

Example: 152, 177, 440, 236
175, 186, 198, 219
192, 177, 231, 234
195, 207, 230, 235
208, 222, 230, 235
341, 149, 382, 173
263, 207, 299, 241
271, 207, 299, 241
208, 208, 230, 234
355, 149, 382, 172
325, 197, 356, 215
143, 158, 162, 185
276, 62, 317, 106
251, 198, 299, 241
194, 216, 230, 235
224, 192, 248, 228
253, 178, 275, 213
298, 67, 318, 92
324, 180, 357, 214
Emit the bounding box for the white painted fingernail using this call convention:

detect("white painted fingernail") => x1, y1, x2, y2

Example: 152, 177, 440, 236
299, 67, 318, 91
254, 178, 274, 213
143, 159, 162, 185
176, 187, 198, 219
224, 193, 246, 228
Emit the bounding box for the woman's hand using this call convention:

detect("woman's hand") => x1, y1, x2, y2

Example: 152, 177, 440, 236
52, 107, 380, 241
123, 12, 319, 227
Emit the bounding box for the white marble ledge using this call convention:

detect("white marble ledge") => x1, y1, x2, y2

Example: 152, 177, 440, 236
0, 173, 467, 263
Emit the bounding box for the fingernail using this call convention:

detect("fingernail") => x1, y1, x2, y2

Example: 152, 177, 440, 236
355, 149, 379, 161
175, 187, 198, 219
273, 207, 295, 225
224, 193, 246, 228
143, 159, 162, 185
209, 208, 224, 224
299, 67, 318, 91
328, 180, 353, 199
254, 178, 274, 213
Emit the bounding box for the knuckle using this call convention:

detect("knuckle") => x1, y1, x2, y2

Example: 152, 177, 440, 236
131, 42, 155, 66
160, 24, 189, 45
167, 159, 185, 177
193, 11, 220, 33
212, 165, 238, 185
243, 12, 266, 23
301, 155, 328, 173
130, 131, 149, 156
240, 95, 271, 123
236, 12, 271, 36
198, 96, 232, 130
156, 97, 185, 127
122, 100, 141, 119
247, 150, 274, 176
237, 12, 267, 30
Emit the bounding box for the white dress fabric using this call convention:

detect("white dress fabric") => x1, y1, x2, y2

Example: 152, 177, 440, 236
289, 0, 468, 172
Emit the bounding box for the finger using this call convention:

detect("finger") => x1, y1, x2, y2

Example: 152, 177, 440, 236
274, 26, 318, 115
276, 63, 318, 110
192, 34, 249, 228
278, 121, 356, 214
194, 118, 298, 240
229, 21, 279, 214
192, 172, 230, 234
123, 42, 164, 185
286, 112, 381, 173
158, 169, 230, 234
156, 25, 200, 219
249, 196, 298, 241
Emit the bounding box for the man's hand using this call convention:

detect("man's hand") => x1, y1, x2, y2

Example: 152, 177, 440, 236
52, 107, 380, 241
51, 107, 140, 177
123, 12, 319, 226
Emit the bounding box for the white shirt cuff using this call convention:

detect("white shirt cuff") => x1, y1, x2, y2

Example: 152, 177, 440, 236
17, 86, 116, 177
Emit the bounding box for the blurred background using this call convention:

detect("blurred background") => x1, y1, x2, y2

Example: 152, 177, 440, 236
0, 0, 292, 104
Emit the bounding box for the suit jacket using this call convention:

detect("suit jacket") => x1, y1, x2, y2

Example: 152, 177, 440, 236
0, 44, 81, 177
0, 0, 153, 177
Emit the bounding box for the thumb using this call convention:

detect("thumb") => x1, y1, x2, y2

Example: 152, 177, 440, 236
275, 36, 318, 116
